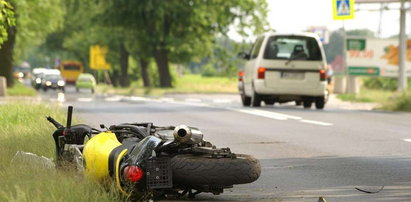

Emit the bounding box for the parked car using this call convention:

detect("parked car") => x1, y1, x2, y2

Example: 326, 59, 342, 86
239, 32, 328, 109
41, 71, 65, 92
75, 73, 96, 93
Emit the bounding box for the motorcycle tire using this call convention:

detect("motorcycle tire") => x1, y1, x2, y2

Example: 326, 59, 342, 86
170, 154, 261, 186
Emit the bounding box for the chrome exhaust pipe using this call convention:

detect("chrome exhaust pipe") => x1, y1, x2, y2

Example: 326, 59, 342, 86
173, 125, 203, 144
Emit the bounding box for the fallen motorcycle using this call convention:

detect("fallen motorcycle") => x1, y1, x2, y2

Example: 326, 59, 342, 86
47, 106, 261, 201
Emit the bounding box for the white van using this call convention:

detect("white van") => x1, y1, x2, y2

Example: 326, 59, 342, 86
239, 32, 328, 109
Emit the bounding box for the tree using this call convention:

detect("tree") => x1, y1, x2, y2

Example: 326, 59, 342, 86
101, 0, 269, 87
125, 34, 152, 87
0, 0, 14, 46
0, 0, 15, 87
0, 0, 63, 87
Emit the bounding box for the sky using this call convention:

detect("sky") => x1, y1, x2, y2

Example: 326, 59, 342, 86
229, 0, 411, 42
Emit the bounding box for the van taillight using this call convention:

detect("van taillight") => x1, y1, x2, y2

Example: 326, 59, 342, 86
319, 69, 326, 81
257, 67, 266, 79
238, 71, 244, 81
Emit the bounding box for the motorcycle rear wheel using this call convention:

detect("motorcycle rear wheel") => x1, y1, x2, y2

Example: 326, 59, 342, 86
170, 154, 261, 186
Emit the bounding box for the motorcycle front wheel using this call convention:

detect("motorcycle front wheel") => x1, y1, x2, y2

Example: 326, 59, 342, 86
170, 154, 261, 186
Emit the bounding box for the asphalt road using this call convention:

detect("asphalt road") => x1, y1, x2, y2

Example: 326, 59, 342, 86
39, 85, 411, 201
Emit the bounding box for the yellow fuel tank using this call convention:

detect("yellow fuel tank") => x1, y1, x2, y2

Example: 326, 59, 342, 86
83, 132, 121, 181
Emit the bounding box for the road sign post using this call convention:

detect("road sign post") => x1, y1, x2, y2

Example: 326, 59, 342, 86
398, 0, 407, 91
333, 0, 356, 93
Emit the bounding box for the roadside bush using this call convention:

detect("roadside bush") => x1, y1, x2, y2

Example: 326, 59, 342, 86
363, 77, 411, 91
363, 77, 398, 91
201, 63, 219, 77
383, 91, 411, 111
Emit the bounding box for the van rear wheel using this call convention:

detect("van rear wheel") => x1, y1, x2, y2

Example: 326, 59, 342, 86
251, 91, 261, 107
303, 99, 312, 109
241, 90, 251, 106
315, 96, 325, 109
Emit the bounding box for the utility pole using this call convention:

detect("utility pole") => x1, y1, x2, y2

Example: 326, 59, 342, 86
398, 0, 407, 91
377, 3, 385, 38
342, 21, 348, 94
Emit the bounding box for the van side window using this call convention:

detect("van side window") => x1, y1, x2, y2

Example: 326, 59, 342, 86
250, 37, 264, 59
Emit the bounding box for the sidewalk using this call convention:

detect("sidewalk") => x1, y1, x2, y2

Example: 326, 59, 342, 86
326, 94, 378, 111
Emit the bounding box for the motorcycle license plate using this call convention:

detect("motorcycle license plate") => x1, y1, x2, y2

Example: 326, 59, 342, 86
280, 71, 304, 80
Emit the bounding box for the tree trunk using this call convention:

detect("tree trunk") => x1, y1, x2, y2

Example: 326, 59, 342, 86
119, 43, 130, 87
139, 58, 150, 87
0, 26, 16, 87
153, 48, 172, 87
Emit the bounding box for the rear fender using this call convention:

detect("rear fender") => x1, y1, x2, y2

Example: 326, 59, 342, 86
114, 136, 162, 196
126, 136, 162, 165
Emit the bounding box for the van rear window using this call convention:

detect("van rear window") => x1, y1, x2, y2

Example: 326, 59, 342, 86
263, 36, 322, 61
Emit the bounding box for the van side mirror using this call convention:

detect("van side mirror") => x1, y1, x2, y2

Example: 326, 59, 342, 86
238, 52, 250, 60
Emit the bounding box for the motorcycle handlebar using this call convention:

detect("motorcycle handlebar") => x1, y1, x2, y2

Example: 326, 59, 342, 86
46, 116, 64, 129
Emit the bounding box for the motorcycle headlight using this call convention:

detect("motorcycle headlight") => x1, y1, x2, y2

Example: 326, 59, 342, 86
57, 80, 65, 86
35, 78, 41, 84
46, 81, 52, 86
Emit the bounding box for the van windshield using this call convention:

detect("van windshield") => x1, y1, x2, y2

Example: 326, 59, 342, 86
263, 35, 322, 61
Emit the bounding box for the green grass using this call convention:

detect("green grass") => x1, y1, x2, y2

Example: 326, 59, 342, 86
337, 86, 411, 112
97, 74, 238, 96
7, 81, 37, 96
0, 103, 120, 201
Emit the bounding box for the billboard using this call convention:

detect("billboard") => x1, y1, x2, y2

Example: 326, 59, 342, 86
346, 38, 411, 77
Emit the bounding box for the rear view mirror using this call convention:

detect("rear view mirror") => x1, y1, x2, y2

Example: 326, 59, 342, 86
238, 52, 250, 60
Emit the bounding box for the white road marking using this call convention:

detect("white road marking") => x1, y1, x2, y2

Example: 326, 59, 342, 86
57, 92, 65, 103
229, 108, 288, 120
159, 97, 175, 102
265, 111, 302, 120
227, 107, 333, 126
212, 99, 232, 104
185, 98, 202, 103
77, 98, 93, 102
300, 119, 333, 126
121, 96, 148, 103
228, 107, 303, 120
105, 96, 123, 102
129, 96, 148, 101
403, 139, 411, 143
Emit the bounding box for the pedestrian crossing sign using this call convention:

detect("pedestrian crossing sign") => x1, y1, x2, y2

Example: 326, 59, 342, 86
333, 0, 355, 20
